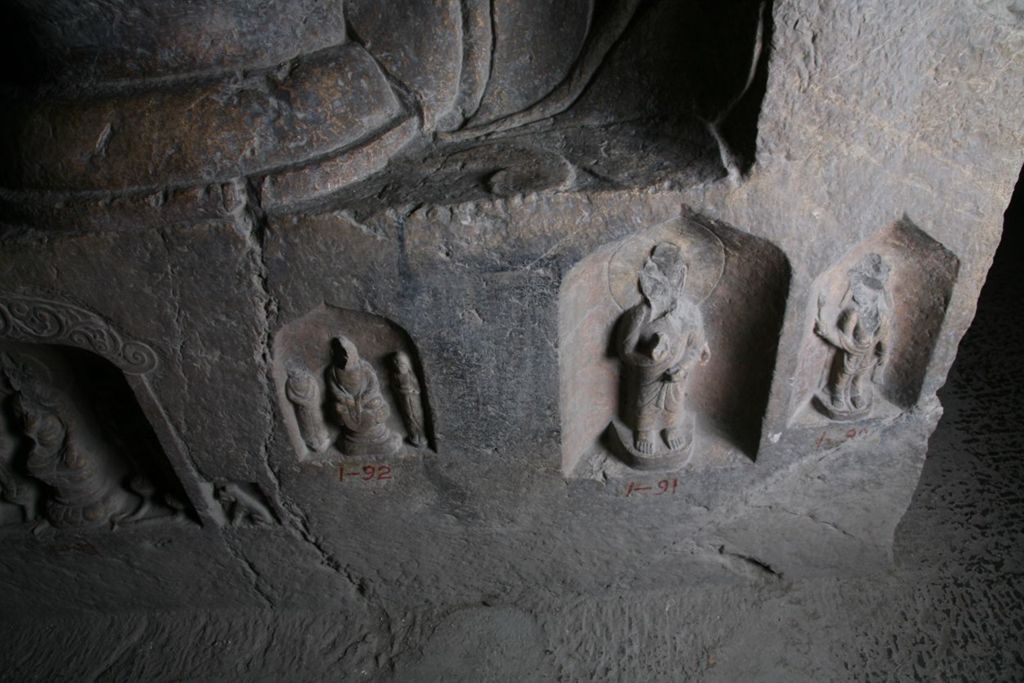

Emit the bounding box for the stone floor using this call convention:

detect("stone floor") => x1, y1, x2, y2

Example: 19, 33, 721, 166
2, 176, 1022, 681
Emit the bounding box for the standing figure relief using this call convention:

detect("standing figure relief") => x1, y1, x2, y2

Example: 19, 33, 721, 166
285, 367, 331, 453
813, 253, 892, 420
391, 351, 427, 448
617, 243, 710, 463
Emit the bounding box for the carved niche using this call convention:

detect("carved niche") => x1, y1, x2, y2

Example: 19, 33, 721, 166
559, 214, 790, 478
274, 305, 434, 461
788, 219, 960, 424
0, 296, 195, 529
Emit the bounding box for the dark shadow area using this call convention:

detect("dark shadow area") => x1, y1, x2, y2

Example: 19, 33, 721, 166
718, 0, 774, 174
0, 3, 49, 89
549, 0, 771, 184
0, 4, 47, 195
896, 164, 1024, 571
65, 347, 193, 514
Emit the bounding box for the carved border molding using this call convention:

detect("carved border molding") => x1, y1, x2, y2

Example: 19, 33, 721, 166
0, 295, 158, 374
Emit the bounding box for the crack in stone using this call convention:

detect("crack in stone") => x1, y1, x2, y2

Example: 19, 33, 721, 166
283, 509, 398, 672
222, 535, 275, 608
227, 174, 397, 672
157, 227, 191, 439
752, 503, 860, 541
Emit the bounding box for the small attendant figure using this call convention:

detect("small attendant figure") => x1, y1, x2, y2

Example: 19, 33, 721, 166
813, 253, 892, 420
285, 367, 331, 453
390, 351, 427, 448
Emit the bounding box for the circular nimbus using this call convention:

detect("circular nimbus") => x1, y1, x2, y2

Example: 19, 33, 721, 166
606, 216, 726, 311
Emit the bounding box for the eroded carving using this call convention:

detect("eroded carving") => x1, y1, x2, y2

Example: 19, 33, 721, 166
2, 355, 137, 528
16, 392, 139, 528
616, 243, 710, 468
391, 351, 428, 448
0, 296, 157, 374
273, 306, 434, 461
328, 336, 402, 456
285, 367, 331, 453
813, 254, 892, 421
212, 482, 275, 527
0, 348, 192, 529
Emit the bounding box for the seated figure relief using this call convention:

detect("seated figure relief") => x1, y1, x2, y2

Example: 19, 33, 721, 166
0, 415, 41, 524
326, 336, 402, 456
617, 243, 710, 467
813, 253, 892, 421
0, 352, 187, 529
13, 388, 138, 528
4, 357, 143, 528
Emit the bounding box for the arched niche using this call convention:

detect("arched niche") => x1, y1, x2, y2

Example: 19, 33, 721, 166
559, 213, 790, 478
273, 305, 435, 461
787, 218, 959, 425
0, 295, 199, 528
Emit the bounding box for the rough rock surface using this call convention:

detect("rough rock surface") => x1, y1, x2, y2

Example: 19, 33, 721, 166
0, 205, 1021, 678
0, 0, 1022, 679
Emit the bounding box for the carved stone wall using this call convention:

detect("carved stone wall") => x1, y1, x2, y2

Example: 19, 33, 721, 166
0, 2, 1021, 677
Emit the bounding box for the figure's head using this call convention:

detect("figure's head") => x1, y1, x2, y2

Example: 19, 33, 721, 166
849, 253, 889, 306
330, 336, 360, 369
639, 242, 687, 313
2, 355, 62, 444
392, 351, 413, 373
11, 391, 62, 447
852, 253, 889, 287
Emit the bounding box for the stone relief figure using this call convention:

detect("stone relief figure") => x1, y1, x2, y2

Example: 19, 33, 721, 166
813, 253, 892, 420
327, 336, 401, 456
285, 367, 331, 453
11, 382, 139, 528
617, 243, 710, 463
0, 352, 188, 529
390, 351, 427, 448
213, 482, 275, 526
